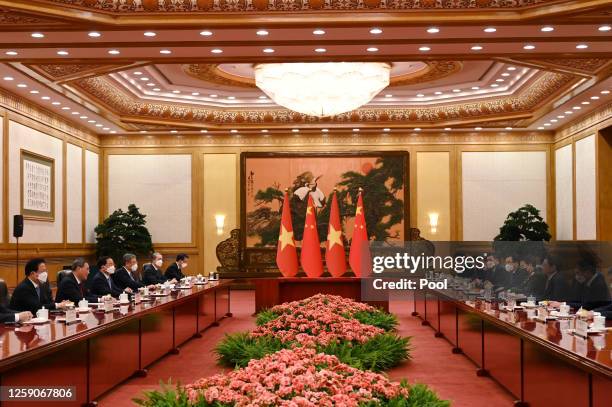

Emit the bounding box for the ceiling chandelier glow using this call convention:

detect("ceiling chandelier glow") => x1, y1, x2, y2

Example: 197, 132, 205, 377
254, 62, 391, 117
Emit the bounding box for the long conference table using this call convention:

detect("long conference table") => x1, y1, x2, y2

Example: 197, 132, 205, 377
0, 279, 232, 407
413, 288, 611, 407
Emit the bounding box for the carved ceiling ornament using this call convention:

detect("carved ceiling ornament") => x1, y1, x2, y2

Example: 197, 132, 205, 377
182, 61, 463, 89
44, 0, 551, 12
30, 63, 125, 80
73, 70, 575, 125
0, 7, 68, 25
524, 58, 611, 75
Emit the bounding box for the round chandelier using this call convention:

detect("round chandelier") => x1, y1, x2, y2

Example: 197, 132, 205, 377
254, 62, 391, 117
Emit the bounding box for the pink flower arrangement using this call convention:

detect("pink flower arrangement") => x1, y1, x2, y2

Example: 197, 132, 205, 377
269, 294, 376, 317
186, 348, 409, 406
251, 308, 384, 347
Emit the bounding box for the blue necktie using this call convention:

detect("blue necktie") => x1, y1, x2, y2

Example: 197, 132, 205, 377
35, 286, 41, 299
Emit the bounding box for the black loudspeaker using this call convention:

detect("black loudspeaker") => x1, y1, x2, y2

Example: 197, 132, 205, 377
13, 215, 24, 238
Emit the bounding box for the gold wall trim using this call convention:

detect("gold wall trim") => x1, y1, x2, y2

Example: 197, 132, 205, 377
554, 102, 612, 144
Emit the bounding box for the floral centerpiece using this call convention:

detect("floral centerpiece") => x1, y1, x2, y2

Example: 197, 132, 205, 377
135, 348, 449, 407
216, 295, 410, 372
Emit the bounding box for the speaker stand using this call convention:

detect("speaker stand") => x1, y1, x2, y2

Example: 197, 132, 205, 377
15, 236, 19, 284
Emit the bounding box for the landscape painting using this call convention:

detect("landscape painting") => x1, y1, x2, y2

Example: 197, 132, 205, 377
241, 151, 409, 248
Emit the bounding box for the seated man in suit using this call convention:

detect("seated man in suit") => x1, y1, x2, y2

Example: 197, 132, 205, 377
55, 258, 99, 304
505, 255, 528, 290
518, 256, 546, 298
0, 305, 32, 324
571, 258, 611, 310
541, 254, 570, 302
165, 253, 189, 282
112, 253, 143, 292
90, 256, 125, 298
10, 258, 71, 314
143, 252, 171, 285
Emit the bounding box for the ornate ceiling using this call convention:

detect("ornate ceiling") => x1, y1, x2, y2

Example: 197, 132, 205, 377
0, 0, 610, 135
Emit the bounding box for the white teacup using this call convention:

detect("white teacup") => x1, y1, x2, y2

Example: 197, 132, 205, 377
593, 315, 606, 329
36, 308, 49, 320
559, 304, 570, 315
119, 293, 129, 303
78, 299, 88, 310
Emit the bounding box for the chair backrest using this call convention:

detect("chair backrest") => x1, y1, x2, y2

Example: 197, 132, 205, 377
0, 278, 9, 307
57, 269, 72, 284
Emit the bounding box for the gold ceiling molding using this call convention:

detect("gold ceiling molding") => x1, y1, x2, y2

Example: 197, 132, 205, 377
28, 63, 126, 81
0, 7, 69, 25
181, 61, 462, 89
43, 0, 551, 13
523, 58, 611, 75
0, 88, 100, 146
73, 70, 575, 127
100, 131, 555, 148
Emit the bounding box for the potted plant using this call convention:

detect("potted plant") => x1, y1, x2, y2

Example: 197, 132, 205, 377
493, 204, 551, 259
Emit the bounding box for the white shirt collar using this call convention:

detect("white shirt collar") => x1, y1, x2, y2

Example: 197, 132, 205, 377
28, 277, 39, 289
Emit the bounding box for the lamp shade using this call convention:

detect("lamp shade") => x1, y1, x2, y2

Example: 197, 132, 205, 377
254, 62, 391, 117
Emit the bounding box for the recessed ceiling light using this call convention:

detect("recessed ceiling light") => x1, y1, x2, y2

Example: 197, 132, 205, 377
146, 83, 155, 87
557, 115, 565, 119
108, 49, 120, 55
573, 106, 581, 110
71, 111, 79, 115
505, 127, 513, 130
541, 26, 554, 32
200, 30, 213, 36
313, 29, 326, 35
315, 48, 327, 53
171, 130, 178, 133
62, 106, 70, 110
523, 44, 536, 50
160, 49, 172, 54
419, 46, 431, 52
414, 128, 422, 131
263, 48, 275, 53
550, 119, 558, 123
41, 96, 50, 100
491, 84, 500, 87
261, 129, 268, 133
57, 50, 69, 55
95, 124, 103, 127
210, 94, 218, 97
382, 128, 390, 132
370, 28, 383, 35
88, 32, 101, 37
51, 101, 61, 105
322, 129, 329, 132
484, 27, 497, 33
133, 71, 143, 75
172, 90, 181, 94
475, 127, 483, 130
110, 130, 117, 134
576, 44, 589, 49
258, 95, 267, 99
416, 93, 425, 97
353, 128, 360, 132
79, 116, 87, 119
598, 25, 611, 32
452, 89, 461, 93
471, 45, 483, 51
507, 66, 517, 71
139, 130, 148, 133
2, 76, 14, 81
591, 96, 600, 100
227, 96, 236, 100
211, 49, 223, 54
496, 78, 505, 82
139, 77, 149, 81
103, 127, 110, 131
427, 27, 440, 34
87, 120, 96, 123
191, 92, 200, 96
256, 30, 269, 36
602, 90, 610, 94
581, 101, 590, 105
538, 126, 545, 130
366, 47, 379, 52
30, 90, 39, 94
434, 91, 443, 95
200, 129, 208, 133
144, 31, 157, 37
445, 127, 452, 131
565, 111, 573, 114
385, 94, 393, 98
292, 129, 300, 133
5, 51, 18, 56
230, 129, 238, 133
544, 123, 552, 126
153, 88, 161, 91
31, 32, 45, 38
471, 86, 480, 90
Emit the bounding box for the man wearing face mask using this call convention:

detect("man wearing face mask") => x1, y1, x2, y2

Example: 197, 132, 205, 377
10, 258, 72, 314
112, 253, 144, 291
91, 256, 127, 298
165, 253, 189, 282
570, 258, 611, 310
55, 258, 99, 303
505, 255, 528, 290
143, 252, 173, 285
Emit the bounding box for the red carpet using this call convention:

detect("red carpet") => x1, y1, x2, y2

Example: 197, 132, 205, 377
98, 290, 514, 406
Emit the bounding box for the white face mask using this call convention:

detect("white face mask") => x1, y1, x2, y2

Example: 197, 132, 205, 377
505, 264, 515, 272
486, 261, 494, 269
37, 271, 48, 284
106, 266, 116, 275
130, 263, 138, 272
154, 259, 163, 268
575, 275, 586, 284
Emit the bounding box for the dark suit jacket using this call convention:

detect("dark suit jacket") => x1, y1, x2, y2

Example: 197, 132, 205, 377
164, 263, 184, 282
543, 271, 569, 301
510, 268, 529, 290
594, 303, 612, 320
143, 264, 166, 285
90, 272, 123, 298
0, 303, 19, 323
577, 272, 611, 310
519, 270, 547, 298
9, 278, 56, 314
55, 273, 98, 304
112, 266, 143, 291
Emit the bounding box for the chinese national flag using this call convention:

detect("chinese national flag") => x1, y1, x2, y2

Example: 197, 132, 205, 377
325, 191, 346, 277
276, 191, 298, 277
349, 191, 372, 277
300, 195, 324, 278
